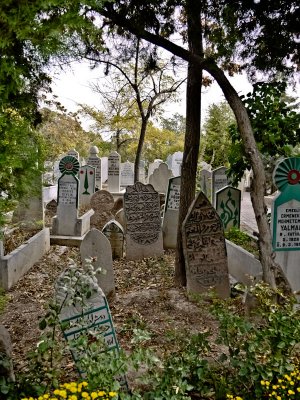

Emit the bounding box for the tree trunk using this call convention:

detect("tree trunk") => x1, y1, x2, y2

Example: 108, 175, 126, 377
175, 0, 203, 286
134, 118, 147, 182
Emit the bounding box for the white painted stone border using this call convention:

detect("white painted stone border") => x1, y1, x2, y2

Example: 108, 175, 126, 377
226, 239, 263, 285
0, 228, 50, 290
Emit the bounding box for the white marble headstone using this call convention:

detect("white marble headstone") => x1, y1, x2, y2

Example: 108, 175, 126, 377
87, 146, 102, 190
108, 151, 121, 193
162, 176, 181, 249
149, 162, 173, 194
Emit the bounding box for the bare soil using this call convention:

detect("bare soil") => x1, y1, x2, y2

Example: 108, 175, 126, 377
0, 244, 220, 386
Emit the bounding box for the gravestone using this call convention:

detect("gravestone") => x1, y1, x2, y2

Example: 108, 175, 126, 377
147, 159, 163, 181
272, 157, 300, 294
87, 146, 102, 190
216, 186, 241, 231
162, 176, 181, 249
149, 163, 173, 194
67, 149, 79, 160
166, 151, 183, 177
90, 190, 114, 230
124, 182, 163, 260
102, 220, 124, 259
80, 228, 115, 299
182, 191, 230, 298
108, 151, 121, 193
0, 324, 15, 381
212, 166, 228, 206
56, 269, 126, 388
200, 168, 212, 200
139, 160, 146, 184
101, 157, 108, 185
78, 165, 95, 207
120, 161, 134, 187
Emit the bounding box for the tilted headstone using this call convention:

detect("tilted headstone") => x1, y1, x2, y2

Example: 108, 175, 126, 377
56, 269, 126, 389
80, 228, 115, 299
166, 151, 183, 177
147, 159, 163, 181
108, 151, 121, 193
216, 186, 241, 231
272, 158, 300, 293
87, 146, 102, 190
67, 149, 79, 160
102, 220, 124, 259
124, 182, 163, 260
120, 161, 134, 187
78, 165, 96, 207
90, 190, 114, 230
162, 176, 181, 249
149, 162, 173, 194
182, 191, 230, 298
200, 168, 212, 201
212, 166, 228, 206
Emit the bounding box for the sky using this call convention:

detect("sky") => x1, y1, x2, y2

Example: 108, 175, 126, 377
49, 60, 299, 131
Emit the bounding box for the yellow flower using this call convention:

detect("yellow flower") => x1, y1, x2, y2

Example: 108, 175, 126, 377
98, 392, 106, 397
91, 393, 98, 399
276, 397, 281, 400
108, 392, 117, 397
289, 380, 295, 385
261, 380, 266, 386
82, 393, 89, 398
288, 390, 295, 395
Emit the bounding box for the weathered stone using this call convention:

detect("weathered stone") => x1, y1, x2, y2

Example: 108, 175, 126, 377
102, 220, 124, 259
124, 182, 163, 260
166, 151, 183, 177
80, 228, 115, 299
0, 324, 15, 381
212, 166, 228, 206
148, 163, 173, 194
182, 191, 230, 298
115, 208, 126, 230
162, 176, 181, 249
199, 169, 212, 201
90, 190, 115, 230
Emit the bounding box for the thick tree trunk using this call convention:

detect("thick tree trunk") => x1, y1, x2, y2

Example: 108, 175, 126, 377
175, 0, 203, 286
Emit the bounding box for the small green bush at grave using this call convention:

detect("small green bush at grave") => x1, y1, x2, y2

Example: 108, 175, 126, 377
3, 261, 300, 400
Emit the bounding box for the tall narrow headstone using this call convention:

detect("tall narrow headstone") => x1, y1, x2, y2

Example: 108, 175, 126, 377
272, 157, 300, 294
212, 166, 228, 206
108, 151, 121, 193
78, 165, 96, 207
182, 191, 230, 298
80, 228, 115, 299
149, 163, 173, 194
162, 176, 181, 249
200, 168, 212, 201
120, 161, 134, 187
53, 156, 79, 236
124, 182, 163, 260
102, 220, 124, 259
101, 157, 108, 184
216, 186, 241, 231
87, 146, 102, 190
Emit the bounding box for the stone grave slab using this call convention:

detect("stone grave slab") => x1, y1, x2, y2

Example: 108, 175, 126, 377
166, 151, 183, 177
102, 220, 124, 259
108, 151, 121, 193
124, 182, 163, 260
216, 186, 241, 231
90, 190, 115, 230
212, 166, 228, 206
78, 165, 96, 207
56, 269, 126, 388
200, 168, 212, 201
80, 228, 115, 299
182, 191, 230, 298
147, 159, 163, 181
149, 162, 173, 194
101, 157, 108, 184
115, 208, 126, 230
272, 158, 300, 294
162, 176, 181, 249
87, 146, 102, 190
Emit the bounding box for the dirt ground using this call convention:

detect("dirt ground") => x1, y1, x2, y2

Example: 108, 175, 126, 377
0, 243, 220, 387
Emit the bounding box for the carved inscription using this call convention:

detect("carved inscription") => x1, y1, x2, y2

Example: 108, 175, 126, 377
276, 203, 300, 249
124, 182, 161, 245
167, 183, 180, 210
182, 192, 229, 297
58, 182, 77, 205
87, 157, 102, 182
108, 153, 120, 177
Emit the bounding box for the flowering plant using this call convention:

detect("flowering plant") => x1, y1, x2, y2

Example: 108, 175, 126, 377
21, 381, 118, 400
